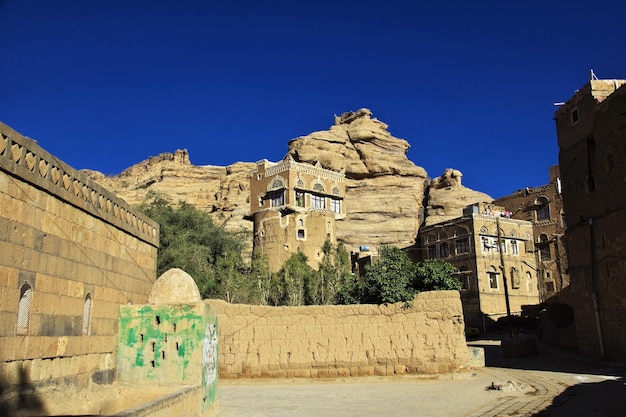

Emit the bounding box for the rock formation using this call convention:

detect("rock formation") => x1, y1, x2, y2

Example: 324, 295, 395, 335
85, 109, 492, 261
287, 108, 428, 251
82, 149, 254, 237
424, 168, 493, 226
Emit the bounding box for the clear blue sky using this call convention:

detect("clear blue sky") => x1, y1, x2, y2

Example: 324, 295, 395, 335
2, 0, 625, 199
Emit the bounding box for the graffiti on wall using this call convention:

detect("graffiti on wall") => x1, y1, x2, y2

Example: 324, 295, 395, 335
202, 323, 218, 386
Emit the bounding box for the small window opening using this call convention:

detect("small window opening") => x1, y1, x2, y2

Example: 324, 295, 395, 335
150, 360, 155, 368
140, 334, 144, 342
152, 342, 156, 352
571, 108, 579, 125
16, 282, 33, 335
155, 316, 161, 325
176, 342, 180, 351
82, 293, 92, 335
297, 229, 305, 239
161, 351, 166, 360
173, 323, 177, 333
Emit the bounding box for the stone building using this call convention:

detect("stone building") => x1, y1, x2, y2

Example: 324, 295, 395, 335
555, 77, 626, 360
412, 203, 540, 330
494, 165, 569, 301
248, 155, 346, 272
0, 123, 159, 411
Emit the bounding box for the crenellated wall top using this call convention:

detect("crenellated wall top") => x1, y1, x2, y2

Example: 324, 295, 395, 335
0, 123, 159, 247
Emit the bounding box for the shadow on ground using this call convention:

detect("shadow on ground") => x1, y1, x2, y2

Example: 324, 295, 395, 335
469, 333, 626, 379
533, 377, 626, 417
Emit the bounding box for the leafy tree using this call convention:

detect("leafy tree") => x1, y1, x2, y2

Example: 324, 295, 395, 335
412, 259, 460, 292
250, 249, 281, 305
362, 245, 415, 305
138, 191, 247, 300
278, 251, 314, 306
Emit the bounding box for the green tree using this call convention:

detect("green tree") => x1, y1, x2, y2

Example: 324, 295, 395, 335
250, 249, 280, 305
278, 251, 314, 306
412, 259, 460, 292
138, 191, 247, 300
362, 245, 415, 305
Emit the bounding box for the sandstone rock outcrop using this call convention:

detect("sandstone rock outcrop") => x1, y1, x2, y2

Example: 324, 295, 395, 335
82, 149, 254, 237
288, 109, 428, 251
424, 168, 493, 226
85, 110, 492, 261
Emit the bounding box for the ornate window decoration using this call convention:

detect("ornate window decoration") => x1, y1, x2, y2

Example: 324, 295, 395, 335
509, 230, 517, 237
269, 177, 285, 191
479, 226, 488, 234
438, 231, 448, 241
296, 178, 306, 189
312, 182, 325, 193
331, 186, 341, 196
426, 234, 437, 244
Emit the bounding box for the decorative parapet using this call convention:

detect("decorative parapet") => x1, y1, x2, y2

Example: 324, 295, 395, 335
263, 156, 345, 183
0, 123, 159, 247
472, 214, 532, 228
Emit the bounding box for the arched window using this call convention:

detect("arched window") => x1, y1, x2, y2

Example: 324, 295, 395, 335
510, 267, 521, 289
271, 178, 284, 190
313, 182, 325, 192
526, 271, 533, 292
455, 228, 470, 254
16, 282, 33, 335
332, 186, 340, 196
82, 293, 92, 335
536, 196, 550, 221
295, 178, 305, 188
487, 266, 499, 289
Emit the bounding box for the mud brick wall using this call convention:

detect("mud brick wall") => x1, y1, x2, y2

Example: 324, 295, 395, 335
208, 290, 469, 379
0, 123, 159, 393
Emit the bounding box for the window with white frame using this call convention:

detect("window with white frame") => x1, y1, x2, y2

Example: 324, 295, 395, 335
330, 198, 341, 213
311, 194, 325, 209
269, 190, 284, 207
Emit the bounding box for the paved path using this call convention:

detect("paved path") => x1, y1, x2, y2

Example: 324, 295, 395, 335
218, 338, 626, 417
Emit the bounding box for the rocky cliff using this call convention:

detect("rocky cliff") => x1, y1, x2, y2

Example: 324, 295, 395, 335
84, 109, 492, 259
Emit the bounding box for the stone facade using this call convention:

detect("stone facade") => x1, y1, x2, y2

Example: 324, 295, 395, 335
410, 203, 540, 330
208, 290, 470, 379
555, 78, 626, 360
248, 155, 346, 272
494, 166, 569, 301
0, 123, 159, 411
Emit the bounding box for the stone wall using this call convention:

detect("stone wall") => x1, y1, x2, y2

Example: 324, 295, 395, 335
208, 291, 469, 379
0, 123, 159, 401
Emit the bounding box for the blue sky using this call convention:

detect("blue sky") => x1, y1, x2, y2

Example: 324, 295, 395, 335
2, 0, 625, 199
